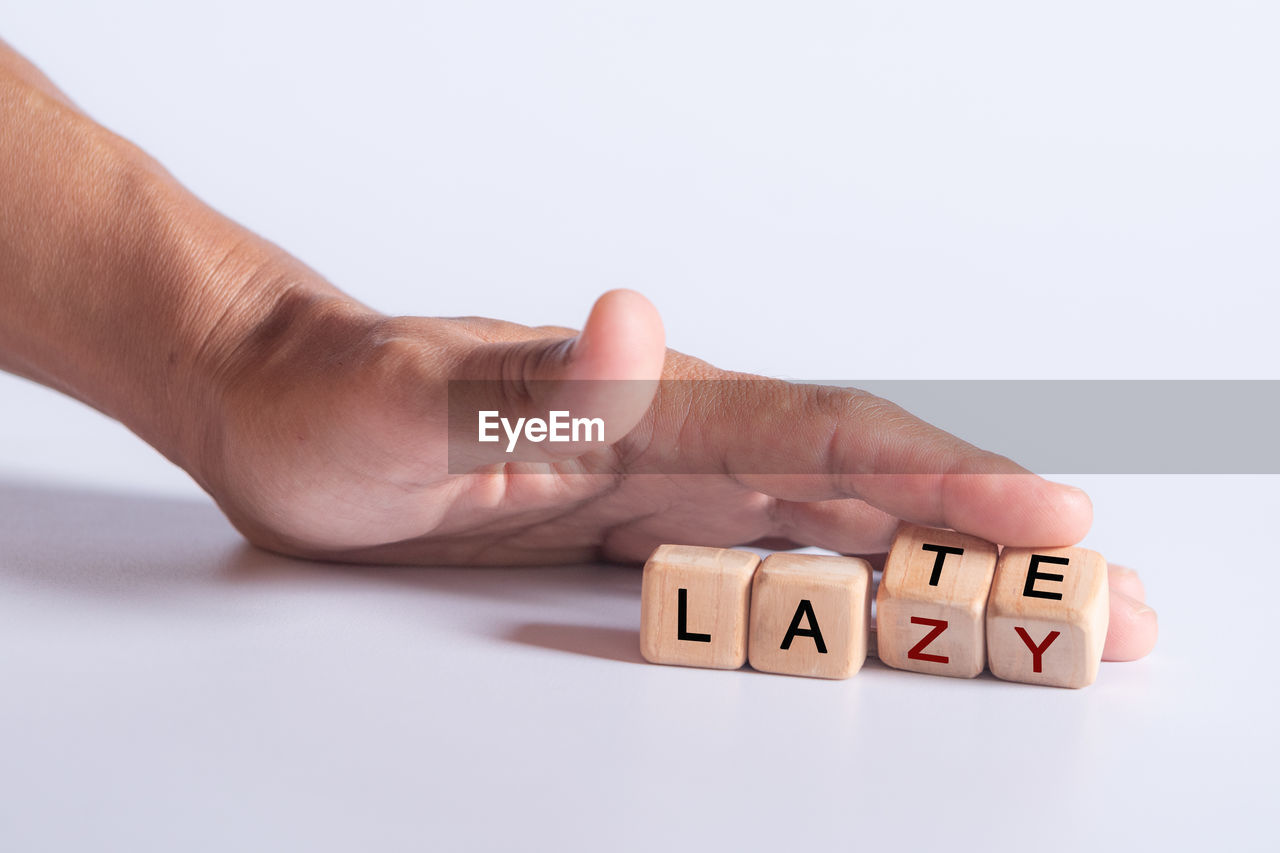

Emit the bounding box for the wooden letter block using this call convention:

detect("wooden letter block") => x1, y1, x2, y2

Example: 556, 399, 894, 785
876, 523, 999, 678
747, 554, 872, 679
640, 545, 760, 670
986, 546, 1109, 688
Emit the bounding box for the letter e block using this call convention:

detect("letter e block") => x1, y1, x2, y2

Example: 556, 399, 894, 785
747, 554, 872, 679
986, 546, 1109, 688
876, 523, 999, 678
640, 545, 760, 670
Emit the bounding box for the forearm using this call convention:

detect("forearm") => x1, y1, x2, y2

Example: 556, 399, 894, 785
0, 42, 354, 482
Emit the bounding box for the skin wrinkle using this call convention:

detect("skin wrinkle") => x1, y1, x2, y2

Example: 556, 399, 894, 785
468, 503, 596, 564
181, 232, 257, 370
599, 503, 672, 562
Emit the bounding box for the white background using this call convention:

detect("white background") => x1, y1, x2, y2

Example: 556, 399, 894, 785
1, 2, 1276, 850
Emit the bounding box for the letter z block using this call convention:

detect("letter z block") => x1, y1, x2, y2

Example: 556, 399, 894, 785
748, 554, 872, 679
876, 523, 999, 678
986, 546, 1109, 688
640, 545, 760, 670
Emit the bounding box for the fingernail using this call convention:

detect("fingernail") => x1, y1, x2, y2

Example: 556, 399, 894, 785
1114, 588, 1154, 616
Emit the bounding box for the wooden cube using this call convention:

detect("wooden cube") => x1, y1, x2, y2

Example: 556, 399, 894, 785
876, 523, 999, 678
747, 554, 872, 679
986, 546, 1109, 688
639, 545, 760, 670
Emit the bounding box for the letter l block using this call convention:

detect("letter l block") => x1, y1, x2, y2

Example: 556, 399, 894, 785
640, 545, 760, 669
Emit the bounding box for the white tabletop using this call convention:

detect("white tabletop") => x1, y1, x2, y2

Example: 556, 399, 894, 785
2, 3, 1277, 850
2, 384, 1275, 852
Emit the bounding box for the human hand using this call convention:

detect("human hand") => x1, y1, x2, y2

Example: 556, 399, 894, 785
0, 41, 1155, 662
194, 284, 1157, 662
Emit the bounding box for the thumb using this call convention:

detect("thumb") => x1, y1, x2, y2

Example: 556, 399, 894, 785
448, 289, 665, 470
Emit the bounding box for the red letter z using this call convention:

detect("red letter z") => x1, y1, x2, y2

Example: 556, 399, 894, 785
907, 617, 949, 664
1014, 627, 1061, 673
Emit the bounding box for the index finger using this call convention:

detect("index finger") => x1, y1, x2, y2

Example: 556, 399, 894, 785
657, 379, 1093, 547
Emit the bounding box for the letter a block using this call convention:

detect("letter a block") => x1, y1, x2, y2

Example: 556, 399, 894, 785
747, 554, 872, 679
986, 546, 1109, 688
876, 523, 999, 678
640, 545, 760, 670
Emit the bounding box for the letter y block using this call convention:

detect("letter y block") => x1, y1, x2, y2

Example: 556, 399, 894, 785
986, 546, 1109, 688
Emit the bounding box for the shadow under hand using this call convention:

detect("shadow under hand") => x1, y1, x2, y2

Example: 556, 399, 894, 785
0, 478, 644, 668
0, 477, 264, 597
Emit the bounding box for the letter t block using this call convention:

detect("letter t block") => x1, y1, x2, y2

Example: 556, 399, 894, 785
875, 523, 999, 678
640, 545, 760, 670
986, 546, 1109, 688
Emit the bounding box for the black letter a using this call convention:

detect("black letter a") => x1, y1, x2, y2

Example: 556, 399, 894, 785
780, 599, 827, 654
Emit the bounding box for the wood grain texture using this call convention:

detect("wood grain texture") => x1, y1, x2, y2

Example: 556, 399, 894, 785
747, 554, 871, 680
986, 546, 1109, 689
876, 523, 999, 678
639, 545, 760, 670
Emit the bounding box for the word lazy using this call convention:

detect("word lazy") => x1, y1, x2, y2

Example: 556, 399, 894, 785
639, 523, 1110, 688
